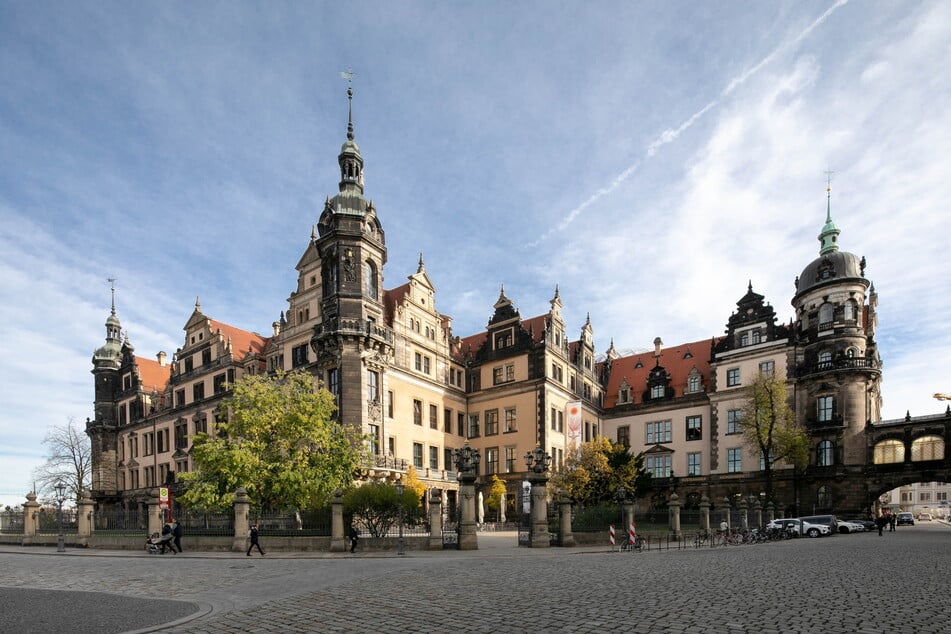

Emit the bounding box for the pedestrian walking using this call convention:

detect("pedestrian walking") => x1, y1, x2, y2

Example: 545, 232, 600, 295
247, 523, 265, 556
888, 512, 896, 532
875, 513, 887, 536
349, 525, 359, 553
171, 518, 184, 553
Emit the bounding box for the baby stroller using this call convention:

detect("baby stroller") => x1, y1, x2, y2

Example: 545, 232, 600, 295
146, 530, 174, 554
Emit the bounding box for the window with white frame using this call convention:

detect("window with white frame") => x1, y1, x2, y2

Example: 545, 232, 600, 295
650, 384, 664, 399
429, 446, 439, 470
686, 415, 702, 441
646, 454, 672, 478
413, 443, 423, 468
687, 374, 701, 393
485, 447, 499, 474
617, 425, 630, 448
646, 420, 672, 444
817, 440, 834, 466
687, 452, 701, 476
817, 396, 834, 422
759, 360, 774, 375
504, 407, 517, 432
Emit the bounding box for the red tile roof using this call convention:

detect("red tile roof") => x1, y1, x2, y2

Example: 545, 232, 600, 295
208, 319, 268, 360
382, 284, 411, 326
134, 357, 171, 394
603, 338, 716, 409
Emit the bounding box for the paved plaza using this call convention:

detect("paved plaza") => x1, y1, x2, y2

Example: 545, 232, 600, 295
1, 523, 948, 633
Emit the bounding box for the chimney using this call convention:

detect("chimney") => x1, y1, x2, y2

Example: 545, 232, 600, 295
273, 321, 281, 337
157, 351, 167, 367
653, 337, 663, 358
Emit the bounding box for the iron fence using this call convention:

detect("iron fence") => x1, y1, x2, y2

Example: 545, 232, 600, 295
250, 509, 331, 536
33, 508, 78, 535
0, 510, 24, 535
93, 508, 149, 534
176, 508, 234, 536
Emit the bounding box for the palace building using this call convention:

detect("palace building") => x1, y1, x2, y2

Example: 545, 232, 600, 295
87, 87, 886, 517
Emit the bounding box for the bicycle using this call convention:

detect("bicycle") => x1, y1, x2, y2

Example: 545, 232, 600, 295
693, 529, 711, 548
620, 535, 645, 552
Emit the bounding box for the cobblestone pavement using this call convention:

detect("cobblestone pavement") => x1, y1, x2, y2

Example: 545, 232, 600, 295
1, 524, 948, 633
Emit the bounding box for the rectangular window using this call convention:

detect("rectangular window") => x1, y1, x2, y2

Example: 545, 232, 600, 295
727, 448, 742, 473
193, 381, 205, 402
157, 429, 169, 453
195, 414, 208, 435
184, 356, 193, 373
176, 389, 186, 407
201, 348, 211, 366
174, 419, 188, 450
687, 452, 701, 476
727, 410, 742, 434
457, 412, 465, 437
686, 416, 702, 441
444, 408, 453, 433
445, 448, 454, 472
617, 425, 630, 448
387, 390, 394, 418
505, 446, 517, 473
485, 409, 499, 436
413, 443, 423, 469
450, 368, 456, 386
619, 387, 630, 403
759, 360, 775, 376
468, 414, 480, 438
493, 366, 504, 385
367, 371, 380, 404
817, 396, 834, 422
920, 492, 931, 502
327, 368, 340, 402
430, 404, 438, 429
369, 424, 380, 456
551, 407, 557, 430
650, 384, 664, 399
687, 375, 701, 393
936, 492, 948, 502
423, 356, 431, 374
727, 368, 741, 387
485, 447, 498, 475
413, 399, 423, 426
646, 455, 671, 478
213, 372, 227, 394
645, 420, 672, 444
291, 344, 309, 368
429, 446, 439, 470
415, 352, 422, 371
504, 407, 517, 432
558, 410, 564, 433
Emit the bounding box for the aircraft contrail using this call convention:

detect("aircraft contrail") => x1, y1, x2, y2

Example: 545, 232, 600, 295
527, 0, 849, 248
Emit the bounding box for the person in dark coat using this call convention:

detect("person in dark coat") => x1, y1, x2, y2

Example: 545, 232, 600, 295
159, 522, 174, 554
349, 525, 359, 553
875, 512, 887, 536
247, 523, 265, 556
171, 518, 184, 553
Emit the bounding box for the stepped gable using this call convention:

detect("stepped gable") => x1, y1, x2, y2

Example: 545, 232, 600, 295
132, 356, 171, 393
603, 338, 715, 409
208, 319, 268, 359
382, 283, 411, 326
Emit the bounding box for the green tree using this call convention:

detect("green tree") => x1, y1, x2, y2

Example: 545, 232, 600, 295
32, 417, 92, 503
485, 474, 507, 520
552, 438, 651, 507
178, 370, 367, 510
343, 481, 422, 536
741, 372, 809, 503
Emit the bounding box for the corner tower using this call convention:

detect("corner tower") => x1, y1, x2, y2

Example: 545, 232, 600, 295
311, 82, 393, 430
790, 185, 882, 467
88, 284, 123, 499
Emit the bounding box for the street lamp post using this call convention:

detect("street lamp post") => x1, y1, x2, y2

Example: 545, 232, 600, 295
523, 446, 552, 548
54, 480, 67, 553
452, 442, 481, 550
395, 480, 405, 556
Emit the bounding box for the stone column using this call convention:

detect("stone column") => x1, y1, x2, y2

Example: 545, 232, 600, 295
699, 495, 711, 531
428, 488, 443, 550
330, 488, 346, 553
233, 487, 251, 552
147, 490, 162, 537
77, 490, 95, 546
752, 497, 763, 528
722, 497, 732, 529
558, 492, 574, 547
668, 493, 682, 538
529, 475, 550, 548
620, 498, 635, 541
22, 492, 40, 544
739, 497, 749, 530
458, 473, 479, 550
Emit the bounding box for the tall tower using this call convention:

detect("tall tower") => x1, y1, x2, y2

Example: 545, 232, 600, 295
88, 284, 123, 499
790, 185, 882, 468
311, 81, 393, 430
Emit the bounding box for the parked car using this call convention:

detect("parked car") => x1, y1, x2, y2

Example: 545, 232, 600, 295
837, 520, 866, 534
768, 518, 832, 538
799, 514, 838, 534
896, 512, 915, 526
917, 513, 932, 521
844, 518, 877, 531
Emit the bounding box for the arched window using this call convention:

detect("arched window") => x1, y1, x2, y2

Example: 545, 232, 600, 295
817, 440, 834, 466
843, 300, 858, 322
816, 485, 832, 509
873, 439, 905, 464
364, 260, 378, 300
911, 435, 945, 461
818, 303, 834, 327
818, 351, 832, 366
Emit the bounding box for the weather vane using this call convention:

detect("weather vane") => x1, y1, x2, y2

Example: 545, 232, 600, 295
339, 68, 355, 86
824, 168, 834, 192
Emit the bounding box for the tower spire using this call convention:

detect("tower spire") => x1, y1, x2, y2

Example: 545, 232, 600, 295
818, 170, 840, 255
337, 69, 364, 194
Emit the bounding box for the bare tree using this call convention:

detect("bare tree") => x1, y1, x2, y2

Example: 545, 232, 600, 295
32, 418, 92, 502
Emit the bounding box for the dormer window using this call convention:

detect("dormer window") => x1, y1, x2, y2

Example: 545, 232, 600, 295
494, 330, 513, 349
686, 374, 701, 393
650, 384, 664, 399
619, 387, 630, 403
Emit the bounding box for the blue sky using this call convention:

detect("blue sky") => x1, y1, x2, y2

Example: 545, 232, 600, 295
2, 1, 949, 507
